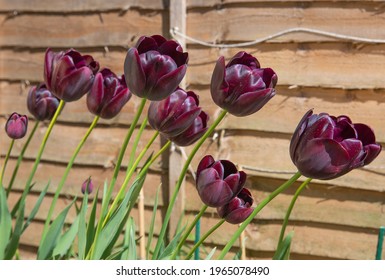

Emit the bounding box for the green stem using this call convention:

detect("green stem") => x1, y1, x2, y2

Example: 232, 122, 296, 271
217, 171, 302, 260
102, 130, 159, 227
152, 109, 228, 259
6, 121, 40, 196
127, 117, 148, 175
276, 177, 312, 248
185, 219, 225, 260
172, 205, 208, 259
41, 115, 99, 239
108, 98, 147, 191
0, 139, 15, 188
21, 100, 65, 202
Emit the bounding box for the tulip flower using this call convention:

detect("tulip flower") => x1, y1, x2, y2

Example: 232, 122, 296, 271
196, 155, 246, 207
170, 111, 209, 147
81, 177, 94, 194
87, 68, 131, 119
148, 88, 202, 138
290, 109, 382, 180
27, 83, 61, 121
217, 188, 254, 224
124, 35, 188, 101
5, 112, 28, 139
210, 51, 277, 117
44, 48, 99, 102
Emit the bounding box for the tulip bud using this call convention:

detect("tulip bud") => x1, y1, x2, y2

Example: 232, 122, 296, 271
5, 112, 28, 139
210, 51, 277, 117
196, 155, 246, 207
81, 177, 94, 194
124, 35, 188, 101
148, 88, 202, 138
27, 83, 61, 121
44, 48, 100, 102
87, 68, 131, 119
169, 111, 209, 147
217, 188, 254, 224
290, 109, 382, 180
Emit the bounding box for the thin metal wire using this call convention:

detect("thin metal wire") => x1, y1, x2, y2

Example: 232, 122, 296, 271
170, 26, 385, 48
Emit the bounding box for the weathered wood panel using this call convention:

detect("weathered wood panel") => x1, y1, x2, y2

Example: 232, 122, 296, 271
187, 2, 385, 43
0, 0, 165, 12
0, 11, 163, 48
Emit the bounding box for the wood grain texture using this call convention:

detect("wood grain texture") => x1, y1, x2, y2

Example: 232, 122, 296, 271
187, 2, 385, 43
0, 0, 164, 12
0, 11, 163, 48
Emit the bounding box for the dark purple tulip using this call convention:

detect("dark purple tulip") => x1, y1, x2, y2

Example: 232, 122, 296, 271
81, 177, 94, 194
5, 112, 28, 139
217, 188, 254, 224
87, 68, 131, 119
196, 155, 246, 207
44, 48, 100, 102
170, 111, 209, 147
148, 88, 202, 138
210, 51, 277, 117
290, 109, 382, 180
124, 35, 188, 101
27, 83, 61, 121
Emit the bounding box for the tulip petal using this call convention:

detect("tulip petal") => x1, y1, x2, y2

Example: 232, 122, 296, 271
210, 56, 229, 106
290, 109, 314, 162
363, 143, 382, 165
87, 72, 105, 115
100, 89, 131, 119
57, 67, 94, 101
198, 180, 235, 207
150, 65, 186, 101
222, 207, 254, 224
196, 155, 215, 180
226, 51, 260, 69
227, 88, 275, 116
124, 48, 146, 97
353, 123, 376, 145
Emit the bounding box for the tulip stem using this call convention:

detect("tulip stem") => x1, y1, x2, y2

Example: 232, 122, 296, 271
101, 129, 159, 227
108, 98, 147, 191
152, 109, 228, 259
41, 115, 100, 240
276, 177, 312, 249
185, 219, 226, 260
20, 100, 65, 206
217, 171, 302, 259
0, 139, 15, 189
171, 205, 208, 259
6, 121, 40, 197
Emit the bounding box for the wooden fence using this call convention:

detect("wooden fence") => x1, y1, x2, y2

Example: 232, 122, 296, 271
0, 0, 384, 259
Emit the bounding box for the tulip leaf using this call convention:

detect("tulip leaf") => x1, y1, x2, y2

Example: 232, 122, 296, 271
146, 184, 161, 259
205, 247, 217, 260
37, 198, 75, 260
78, 192, 89, 260
0, 186, 12, 260
4, 202, 25, 260
53, 214, 80, 258
22, 181, 50, 233
273, 231, 294, 260
85, 188, 99, 257
122, 217, 137, 260
158, 226, 185, 260
11, 182, 35, 218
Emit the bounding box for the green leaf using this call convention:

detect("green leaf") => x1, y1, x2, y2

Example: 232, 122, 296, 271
205, 247, 217, 260
273, 231, 294, 260
78, 192, 89, 260
4, 202, 25, 259
158, 226, 185, 260
122, 217, 137, 260
22, 181, 50, 233
0, 186, 12, 259
11, 183, 35, 218
85, 188, 99, 256
37, 198, 75, 260
146, 184, 161, 259
53, 215, 80, 258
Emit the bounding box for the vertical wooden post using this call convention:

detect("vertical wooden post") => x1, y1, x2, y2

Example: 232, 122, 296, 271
168, 0, 187, 237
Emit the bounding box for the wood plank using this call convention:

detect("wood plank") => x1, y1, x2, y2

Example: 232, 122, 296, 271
182, 177, 385, 230
187, 2, 385, 43
0, 11, 163, 48
187, 44, 385, 89
0, 0, 164, 12
0, 119, 162, 168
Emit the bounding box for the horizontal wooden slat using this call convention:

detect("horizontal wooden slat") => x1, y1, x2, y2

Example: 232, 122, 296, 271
0, 0, 164, 12
0, 119, 162, 168
187, 2, 385, 43
0, 11, 163, 48
187, 44, 385, 89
